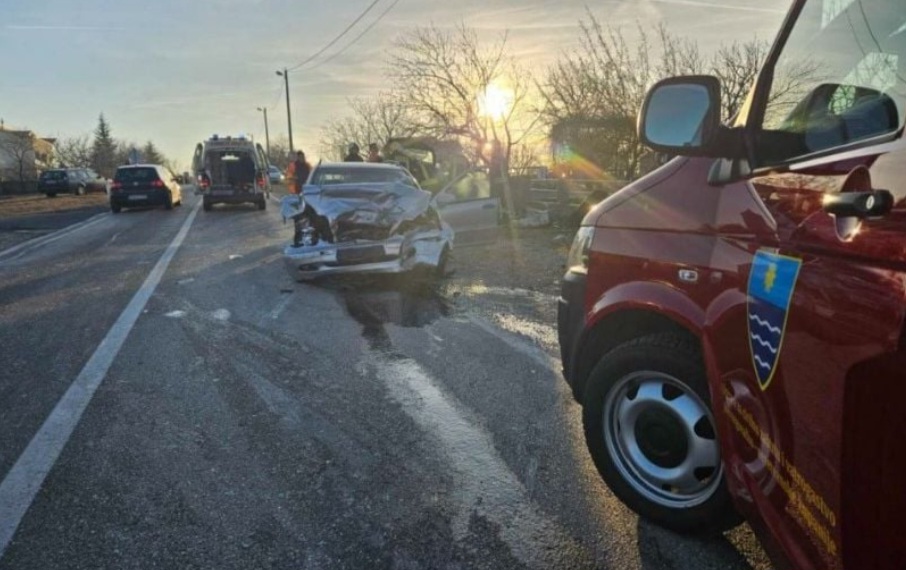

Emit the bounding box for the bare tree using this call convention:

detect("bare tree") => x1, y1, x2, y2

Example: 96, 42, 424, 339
540, 17, 706, 179
54, 135, 93, 168
320, 91, 425, 161
387, 24, 542, 176
711, 40, 769, 122
0, 131, 38, 183
267, 136, 294, 170
541, 13, 773, 179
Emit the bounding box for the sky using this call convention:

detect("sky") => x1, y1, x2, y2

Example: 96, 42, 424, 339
0, 0, 791, 169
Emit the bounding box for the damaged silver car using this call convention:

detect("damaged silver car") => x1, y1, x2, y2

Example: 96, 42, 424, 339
282, 162, 454, 281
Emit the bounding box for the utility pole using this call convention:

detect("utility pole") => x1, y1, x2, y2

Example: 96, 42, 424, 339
256, 107, 270, 158
276, 68, 294, 154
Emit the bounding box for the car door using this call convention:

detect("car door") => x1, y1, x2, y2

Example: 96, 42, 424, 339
708, 3, 906, 568
433, 170, 499, 245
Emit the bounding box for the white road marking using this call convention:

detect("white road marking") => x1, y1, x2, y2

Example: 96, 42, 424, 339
372, 354, 578, 568
0, 200, 201, 557
268, 294, 294, 320
165, 310, 187, 319
212, 309, 231, 321
0, 213, 107, 263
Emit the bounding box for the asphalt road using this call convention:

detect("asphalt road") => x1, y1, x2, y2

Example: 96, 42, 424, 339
0, 191, 772, 569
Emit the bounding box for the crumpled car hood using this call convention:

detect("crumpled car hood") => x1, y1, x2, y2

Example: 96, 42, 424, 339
303, 182, 432, 228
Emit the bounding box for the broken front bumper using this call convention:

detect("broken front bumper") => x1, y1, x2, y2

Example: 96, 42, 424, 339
283, 228, 452, 281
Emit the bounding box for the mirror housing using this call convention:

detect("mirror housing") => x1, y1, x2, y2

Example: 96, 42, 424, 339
638, 76, 724, 156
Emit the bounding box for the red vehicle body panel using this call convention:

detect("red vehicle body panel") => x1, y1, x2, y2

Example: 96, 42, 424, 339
576, 147, 906, 568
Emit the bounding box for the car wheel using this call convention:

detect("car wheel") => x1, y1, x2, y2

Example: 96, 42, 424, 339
257, 197, 266, 210
75, 185, 86, 196
165, 192, 173, 210
203, 198, 212, 212
46, 192, 56, 198
111, 203, 121, 214
582, 333, 741, 534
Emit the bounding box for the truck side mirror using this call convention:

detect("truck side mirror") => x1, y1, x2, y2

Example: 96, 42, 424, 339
638, 75, 723, 156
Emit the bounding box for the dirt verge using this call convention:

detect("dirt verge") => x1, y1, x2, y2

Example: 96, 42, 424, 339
0, 194, 108, 218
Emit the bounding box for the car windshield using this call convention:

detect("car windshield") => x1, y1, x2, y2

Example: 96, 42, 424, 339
310, 166, 416, 186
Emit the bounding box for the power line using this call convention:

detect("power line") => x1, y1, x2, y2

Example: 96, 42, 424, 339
287, 0, 385, 72
302, 0, 401, 71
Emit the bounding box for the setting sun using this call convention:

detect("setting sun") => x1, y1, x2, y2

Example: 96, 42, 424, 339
478, 83, 513, 120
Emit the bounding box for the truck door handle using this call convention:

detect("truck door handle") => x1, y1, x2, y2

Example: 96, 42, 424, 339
822, 189, 893, 219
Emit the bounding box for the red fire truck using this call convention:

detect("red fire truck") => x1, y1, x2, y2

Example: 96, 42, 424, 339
558, 1, 906, 568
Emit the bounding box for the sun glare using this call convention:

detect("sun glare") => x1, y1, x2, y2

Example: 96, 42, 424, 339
478, 84, 513, 120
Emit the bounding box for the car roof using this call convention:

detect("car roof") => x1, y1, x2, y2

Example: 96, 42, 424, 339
116, 164, 164, 169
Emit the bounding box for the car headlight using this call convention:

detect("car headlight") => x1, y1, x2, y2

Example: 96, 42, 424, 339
567, 226, 594, 273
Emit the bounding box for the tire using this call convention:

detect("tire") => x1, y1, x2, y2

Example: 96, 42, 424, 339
111, 203, 121, 213
74, 185, 86, 196
165, 192, 173, 210
203, 198, 212, 212
582, 333, 741, 534
257, 197, 266, 210
46, 192, 57, 198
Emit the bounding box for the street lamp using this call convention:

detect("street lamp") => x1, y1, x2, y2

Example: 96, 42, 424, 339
276, 68, 294, 154
256, 107, 270, 158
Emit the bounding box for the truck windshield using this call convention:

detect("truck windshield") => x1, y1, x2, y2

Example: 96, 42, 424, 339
758, 0, 906, 164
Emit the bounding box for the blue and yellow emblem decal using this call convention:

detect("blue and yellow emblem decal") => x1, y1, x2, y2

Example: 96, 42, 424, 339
747, 251, 802, 390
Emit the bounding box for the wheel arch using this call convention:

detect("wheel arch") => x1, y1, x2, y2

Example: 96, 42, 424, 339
570, 282, 706, 403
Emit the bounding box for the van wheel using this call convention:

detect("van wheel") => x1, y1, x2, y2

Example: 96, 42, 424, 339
582, 333, 741, 534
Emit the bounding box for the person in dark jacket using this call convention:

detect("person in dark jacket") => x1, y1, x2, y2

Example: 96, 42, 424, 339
344, 143, 363, 162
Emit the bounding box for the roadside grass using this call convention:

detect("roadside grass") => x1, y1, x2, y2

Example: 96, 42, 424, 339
0, 193, 108, 218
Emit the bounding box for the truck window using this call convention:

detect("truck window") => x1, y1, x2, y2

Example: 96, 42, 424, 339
758, 0, 906, 165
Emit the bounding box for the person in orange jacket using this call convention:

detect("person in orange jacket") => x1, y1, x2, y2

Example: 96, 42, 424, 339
285, 150, 311, 195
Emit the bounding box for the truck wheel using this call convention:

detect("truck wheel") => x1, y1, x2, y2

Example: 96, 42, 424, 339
582, 333, 741, 534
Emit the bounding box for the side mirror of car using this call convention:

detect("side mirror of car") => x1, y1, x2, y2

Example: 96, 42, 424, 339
638, 75, 725, 156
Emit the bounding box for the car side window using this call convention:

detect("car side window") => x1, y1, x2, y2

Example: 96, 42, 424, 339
448, 172, 491, 201
757, 0, 906, 165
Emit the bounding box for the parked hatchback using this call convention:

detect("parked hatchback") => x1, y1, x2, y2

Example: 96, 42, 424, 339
38, 168, 89, 197
109, 165, 182, 213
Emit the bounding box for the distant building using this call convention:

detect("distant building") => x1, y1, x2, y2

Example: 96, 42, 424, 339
0, 122, 56, 181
